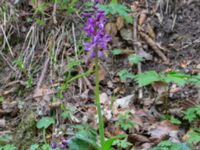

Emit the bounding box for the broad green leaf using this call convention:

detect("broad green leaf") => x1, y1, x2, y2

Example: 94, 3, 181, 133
164, 72, 189, 86
69, 132, 100, 150
118, 69, 134, 81
102, 134, 127, 150
187, 131, 200, 143
189, 73, 200, 87
41, 144, 51, 150
69, 126, 99, 150
134, 71, 161, 87
111, 49, 122, 55
128, 54, 143, 65
30, 144, 39, 150
3, 144, 16, 150
36, 117, 55, 129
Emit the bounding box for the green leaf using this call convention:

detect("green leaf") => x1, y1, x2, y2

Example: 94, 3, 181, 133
161, 115, 182, 125
116, 111, 135, 130
134, 71, 161, 87
36, 117, 55, 129
111, 0, 118, 4
128, 54, 143, 65
118, 69, 134, 81
41, 144, 51, 150
69, 134, 100, 150
61, 111, 70, 120
184, 106, 199, 123
102, 135, 127, 150
150, 140, 191, 150
164, 72, 189, 86
0, 134, 12, 145
169, 116, 181, 125
111, 49, 122, 55
97, 3, 133, 24
189, 73, 200, 87
67, 59, 80, 69
35, 18, 45, 26
0, 97, 4, 104
67, 0, 77, 13
30, 144, 39, 150
187, 131, 200, 143
158, 140, 172, 147
112, 139, 132, 149
69, 126, 100, 150
3, 144, 16, 150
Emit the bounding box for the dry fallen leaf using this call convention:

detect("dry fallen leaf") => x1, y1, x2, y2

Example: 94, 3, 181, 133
138, 11, 147, 26
99, 68, 105, 81
131, 1, 139, 11
147, 23, 156, 39
0, 119, 6, 128
100, 93, 109, 104
148, 120, 180, 142
116, 16, 125, 30
152, 81, 168, 95
33, 87, 55, 98
128, 134, 150, 143
113, 94, 135, 109
106, 122, 125, 137
2, 101, 18, 113
105, 23, 118, 37
120, 28, 133, 41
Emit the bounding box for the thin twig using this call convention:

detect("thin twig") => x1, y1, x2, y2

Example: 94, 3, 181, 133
133, 14, 143, 99
0, 25, 14, 57
139, 32, 169, 63
72, 23, 78, 58
52, 0, 58, 24
34, 56, 50, 94
0, 50, 16, 71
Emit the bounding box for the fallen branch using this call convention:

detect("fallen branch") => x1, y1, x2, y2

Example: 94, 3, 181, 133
139, 32, 169, 63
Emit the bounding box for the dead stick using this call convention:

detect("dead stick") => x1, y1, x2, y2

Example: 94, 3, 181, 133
34, 56, 49, 95
133, 14, 143, 99
139, 32, 169, 62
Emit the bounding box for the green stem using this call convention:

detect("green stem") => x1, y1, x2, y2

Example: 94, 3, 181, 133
94, 50, 105, 147
66, 69, 93, 84
43, 129, 47, 144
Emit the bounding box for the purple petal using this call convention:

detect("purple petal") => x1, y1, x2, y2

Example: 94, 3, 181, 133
98, 51, 103, 57
83, 13, 92, 17
85, 42, 95, 51
51, 143, 57, 149
62, 139, 70, 145
90, 51, 95, 58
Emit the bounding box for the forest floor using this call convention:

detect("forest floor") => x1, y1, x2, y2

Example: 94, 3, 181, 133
1, 0, 200, 150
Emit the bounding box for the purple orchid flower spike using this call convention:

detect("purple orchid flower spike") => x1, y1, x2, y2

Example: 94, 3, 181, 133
83, 0, 111, 58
